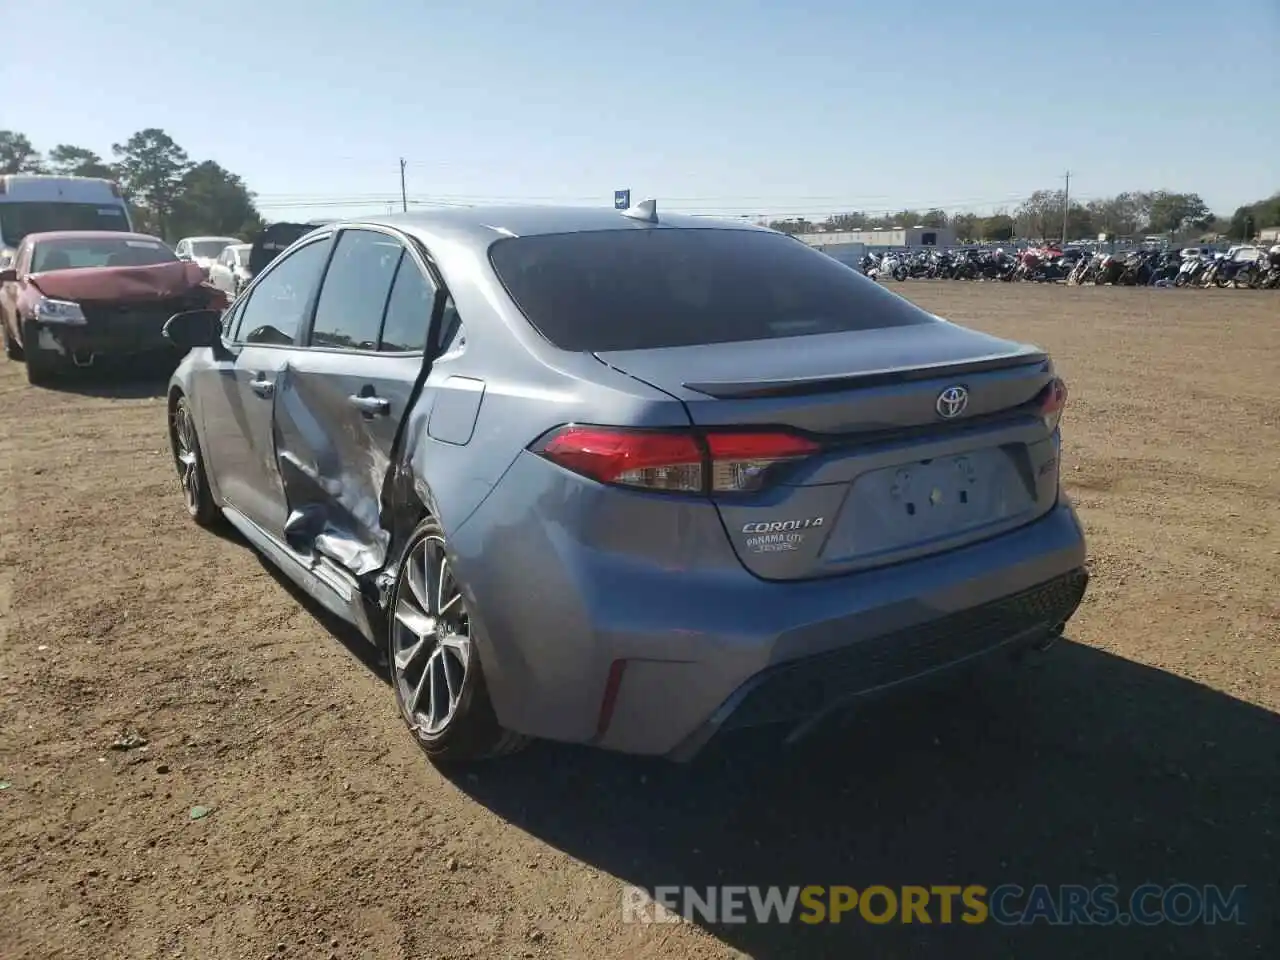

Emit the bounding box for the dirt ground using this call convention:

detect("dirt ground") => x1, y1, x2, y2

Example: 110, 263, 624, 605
1, 283, 1277, 960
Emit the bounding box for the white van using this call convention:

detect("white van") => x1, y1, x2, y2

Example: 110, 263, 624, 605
0, 175, 134, 267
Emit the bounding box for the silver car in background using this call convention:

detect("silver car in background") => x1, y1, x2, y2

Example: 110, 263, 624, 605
162, 202, 1088, 764
207, 242, 253, 297
173, 235, 240, 271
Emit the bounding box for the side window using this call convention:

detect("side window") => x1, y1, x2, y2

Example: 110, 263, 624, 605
309, 229, 403, 350
175, 240, 188, 258
436, 296, 464, 355
223, 301, 243, 338
235, 239, 330, 346
378, 255, 439, 353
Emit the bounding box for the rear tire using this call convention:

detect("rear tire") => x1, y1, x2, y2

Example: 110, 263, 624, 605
388, 518, 528, 764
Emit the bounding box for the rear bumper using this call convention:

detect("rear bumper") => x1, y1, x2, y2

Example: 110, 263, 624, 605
452, 450, 1089, 759
672, 566, 1086, 759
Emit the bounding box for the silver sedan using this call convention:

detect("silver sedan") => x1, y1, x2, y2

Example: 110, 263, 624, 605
161, 203, 1087, 764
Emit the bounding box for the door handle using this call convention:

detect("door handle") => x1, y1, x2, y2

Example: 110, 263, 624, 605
348, 394, 389, 416
249, 377, 274, 398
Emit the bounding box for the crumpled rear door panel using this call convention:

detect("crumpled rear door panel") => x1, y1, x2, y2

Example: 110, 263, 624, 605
272, 351, 421, 576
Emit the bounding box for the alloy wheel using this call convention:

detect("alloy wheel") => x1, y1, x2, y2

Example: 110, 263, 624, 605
172, 401, 201, 513
392, 535, 472, 736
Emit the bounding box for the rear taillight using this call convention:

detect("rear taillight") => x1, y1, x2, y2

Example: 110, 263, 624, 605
534, 425, 819, 494
703, 432, 819, 492
1037, 377, 1068, 432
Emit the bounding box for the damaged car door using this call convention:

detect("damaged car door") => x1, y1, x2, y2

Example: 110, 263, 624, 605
271, 226, 442, 574
197, 233, 333, 539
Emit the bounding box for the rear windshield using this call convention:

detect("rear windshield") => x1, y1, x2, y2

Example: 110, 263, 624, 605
32, 236, 176, 271
0, 202, 129, 247
192, 239, 234, 258
488, 228, 934, 352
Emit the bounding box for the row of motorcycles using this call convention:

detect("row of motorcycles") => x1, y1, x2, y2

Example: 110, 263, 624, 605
860, 245, 1280, 289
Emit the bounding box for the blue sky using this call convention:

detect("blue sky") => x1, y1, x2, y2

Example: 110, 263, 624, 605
7, 0, 1278, 222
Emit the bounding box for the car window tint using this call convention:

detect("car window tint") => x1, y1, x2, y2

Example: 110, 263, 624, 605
236, 239, 329, 346
378, 255, 437, 353
310, 229, 403, 351
436, 296, 464, 355
488, 229, 934, 352
223, 302, 244, 339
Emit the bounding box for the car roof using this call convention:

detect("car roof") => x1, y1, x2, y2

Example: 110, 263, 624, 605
305, 205, 773, 252
26, 230, 165, 244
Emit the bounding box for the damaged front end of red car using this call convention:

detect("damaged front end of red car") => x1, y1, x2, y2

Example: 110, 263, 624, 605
21, 259, 228, 370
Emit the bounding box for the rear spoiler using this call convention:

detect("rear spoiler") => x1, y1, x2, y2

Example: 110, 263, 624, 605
683, 351, 1049, 399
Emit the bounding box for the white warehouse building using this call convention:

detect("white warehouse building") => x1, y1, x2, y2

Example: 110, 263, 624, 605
801, 239, 867, 269
797, 226, 957, 249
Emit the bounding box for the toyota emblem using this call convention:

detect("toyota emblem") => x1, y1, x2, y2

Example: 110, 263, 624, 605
936, 385, 969, 419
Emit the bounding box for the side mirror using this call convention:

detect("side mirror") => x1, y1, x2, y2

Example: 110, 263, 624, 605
0, 268, 16, 284
163, 308, 223, 350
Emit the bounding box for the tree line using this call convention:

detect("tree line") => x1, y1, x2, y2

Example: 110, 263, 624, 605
768, 187, 1277, 244
4, 127, 1275, 247
0, 129, 264, 243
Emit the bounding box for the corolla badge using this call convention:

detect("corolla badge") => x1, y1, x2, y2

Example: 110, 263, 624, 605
936, 385, 969, 419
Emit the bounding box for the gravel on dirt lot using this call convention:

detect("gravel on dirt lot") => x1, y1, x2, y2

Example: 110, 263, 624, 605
1, 284, 1276, 959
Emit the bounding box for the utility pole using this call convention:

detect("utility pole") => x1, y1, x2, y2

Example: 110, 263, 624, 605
1061, 170, 1071, 242
399, 158, 408, 213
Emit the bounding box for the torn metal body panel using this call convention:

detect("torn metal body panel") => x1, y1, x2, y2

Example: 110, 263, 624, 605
168, 206, 1087, 761
273, 349, 421, 575
27, 260, 208, 303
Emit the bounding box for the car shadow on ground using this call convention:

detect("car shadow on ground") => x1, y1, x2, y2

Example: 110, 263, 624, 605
248, 562, 1278, 957
448, 642, 1278, 958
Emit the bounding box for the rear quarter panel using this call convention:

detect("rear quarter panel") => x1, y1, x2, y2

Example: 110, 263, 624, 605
401, 236, 693, 540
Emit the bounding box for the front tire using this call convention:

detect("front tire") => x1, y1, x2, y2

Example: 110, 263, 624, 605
388, 519, 527, 764
169, 394, 222, 527
22, 321, 60, 386
2, 320, 23, 361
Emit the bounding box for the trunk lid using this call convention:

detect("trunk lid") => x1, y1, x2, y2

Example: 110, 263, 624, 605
596, 324, 1063, 581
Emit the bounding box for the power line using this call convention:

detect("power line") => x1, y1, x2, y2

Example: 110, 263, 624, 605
253, 187, 1115, 223
255, 192, 1066, 212
252, 188, 1040, 206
